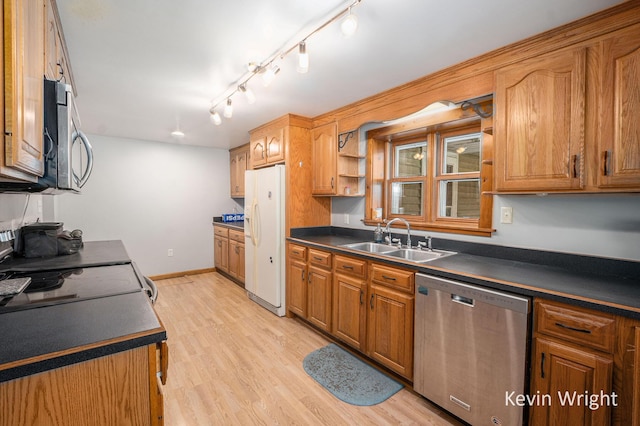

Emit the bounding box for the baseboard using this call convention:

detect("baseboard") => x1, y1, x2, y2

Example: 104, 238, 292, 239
148, 268, 216, 281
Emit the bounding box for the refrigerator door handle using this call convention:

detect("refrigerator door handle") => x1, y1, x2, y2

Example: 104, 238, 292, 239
250, 198, 259, 246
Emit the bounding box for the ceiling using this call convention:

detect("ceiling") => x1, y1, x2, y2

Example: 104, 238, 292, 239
57, 0, 623, 150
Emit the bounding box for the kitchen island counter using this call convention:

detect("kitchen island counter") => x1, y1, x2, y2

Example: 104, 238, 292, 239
0, 241, 166, 383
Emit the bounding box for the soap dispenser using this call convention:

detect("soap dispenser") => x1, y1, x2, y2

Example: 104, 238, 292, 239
374, 223, 383, 243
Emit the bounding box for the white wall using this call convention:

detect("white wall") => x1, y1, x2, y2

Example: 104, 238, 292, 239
52, 135, 237, 276
332, 193, 640, 261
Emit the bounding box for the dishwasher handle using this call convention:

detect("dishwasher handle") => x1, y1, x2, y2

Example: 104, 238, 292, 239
451, 293, 474, 307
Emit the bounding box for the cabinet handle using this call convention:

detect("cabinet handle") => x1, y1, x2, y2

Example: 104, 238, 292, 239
541, 352, 545, 379
554, 322, 592, 334
308, 272, 312, 284
360, 289, 364, 305
382, 275, 397, 281
342, 265, 354, 270
370, 294, 374, 309
572, 154, 580, 178
313, 256, 323, 261
603, 150, 612, 176
301, 270, 305, 282
331, 177, 334, 189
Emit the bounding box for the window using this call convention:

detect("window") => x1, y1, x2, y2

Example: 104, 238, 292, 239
365, 104, 493, 236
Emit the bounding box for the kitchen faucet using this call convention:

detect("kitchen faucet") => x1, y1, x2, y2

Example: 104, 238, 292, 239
385, 218, 411, 248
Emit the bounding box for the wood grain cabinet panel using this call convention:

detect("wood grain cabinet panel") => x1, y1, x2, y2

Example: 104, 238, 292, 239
311, 121, 338, 195
495, 47, 586, 192
2, 0, 46, 178
229, 143, 249, 197
0, 345, 165, 426
530, 337, 613, 426
367, 283, 414, 379
332, 255, 367, 351
597, 23, 640, 189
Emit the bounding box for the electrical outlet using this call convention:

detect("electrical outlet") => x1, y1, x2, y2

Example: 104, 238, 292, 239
343, 213, 349, 224
167, 249, 174, 257
500, 207, 513, 224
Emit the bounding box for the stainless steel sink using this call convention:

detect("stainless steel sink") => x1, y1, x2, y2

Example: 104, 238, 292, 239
384, 248, 456, 263
341, 242, 456, 263
341, 242, 400, 253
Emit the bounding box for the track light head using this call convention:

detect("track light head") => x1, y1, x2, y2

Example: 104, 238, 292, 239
297, 41, 309, 74
223, 98, 233, 118
238, 84, 256, 104
341, 7, 358, 37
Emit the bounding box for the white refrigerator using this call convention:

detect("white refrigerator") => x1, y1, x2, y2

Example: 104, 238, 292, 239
244, 165, 286, 316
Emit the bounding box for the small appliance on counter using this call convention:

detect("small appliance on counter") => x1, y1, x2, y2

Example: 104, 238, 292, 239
14, 222, 83, 258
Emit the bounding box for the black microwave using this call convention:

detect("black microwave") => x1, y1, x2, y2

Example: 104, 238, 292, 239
0, 79, 93, 193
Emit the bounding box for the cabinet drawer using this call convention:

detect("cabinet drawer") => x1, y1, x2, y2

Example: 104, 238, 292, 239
228, 229, 244, 242
371, 263, 414, 293
213, 226, 229, 238
288, 244, 307, 261
309, 249, 332, 269
535, 299, 615, 353
334, 255, 367, 278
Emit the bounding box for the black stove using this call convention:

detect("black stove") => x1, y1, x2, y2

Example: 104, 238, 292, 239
0, 263, 145, 313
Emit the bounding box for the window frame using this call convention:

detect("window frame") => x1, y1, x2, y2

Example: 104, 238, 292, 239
364, 104, 494, 237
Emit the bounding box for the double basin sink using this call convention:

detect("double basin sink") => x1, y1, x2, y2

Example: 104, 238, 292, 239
340, 242, 456, 263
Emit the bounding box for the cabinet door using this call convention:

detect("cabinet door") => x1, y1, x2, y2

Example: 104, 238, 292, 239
228, 240, 239, 279
287, 259, 307, 318
229, 154, 239, 196
266, 127, 285, 164
495, 47, 586, 191
307, 265, 332, 332
367, 283, 414, 379
250, 137, 267, 168
4, 0, 46, 177
214, 235, 228, 273
333, 273, 367, 351
311, 122, 338, 195
598, 23, 640, 188
236, 149, 247, 196
530, 337, 613, 426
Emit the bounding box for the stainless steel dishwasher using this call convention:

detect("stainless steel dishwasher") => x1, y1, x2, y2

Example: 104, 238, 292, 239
414, 273, 530, 426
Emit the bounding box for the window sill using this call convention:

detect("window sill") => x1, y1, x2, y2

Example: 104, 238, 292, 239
362, 219, 494, 237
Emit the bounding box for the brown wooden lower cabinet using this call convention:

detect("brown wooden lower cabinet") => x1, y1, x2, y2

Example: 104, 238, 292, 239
529, 336, 613, 426
287, 245, 415, 380
332, 271, 367, 351
530, 298, 640, 426
0, 343, 167, 426
367, 281, 414, 379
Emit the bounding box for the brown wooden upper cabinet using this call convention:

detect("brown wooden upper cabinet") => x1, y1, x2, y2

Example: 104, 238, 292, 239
311, 122, 365, 196
250, 126, 285, 168
229, 143, 249, 197
597, 23, 640, 189
2, 0, 47, 179
494, 46, 587, 192
311, 121, 338, 195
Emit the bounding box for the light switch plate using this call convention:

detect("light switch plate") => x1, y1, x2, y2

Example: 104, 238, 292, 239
500, 207, 513, 224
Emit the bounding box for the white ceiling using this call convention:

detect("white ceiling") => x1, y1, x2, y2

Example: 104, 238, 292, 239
57, 0, 623, 150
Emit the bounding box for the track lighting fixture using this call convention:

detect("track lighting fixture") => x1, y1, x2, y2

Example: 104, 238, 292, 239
210, 110, 222, 125
223, 98, 233, 118
208, 0, 364, 127
262, 64, 280, 87
297, 41, 309, 74
341, 6, 358, 37
238, 84, 256, 104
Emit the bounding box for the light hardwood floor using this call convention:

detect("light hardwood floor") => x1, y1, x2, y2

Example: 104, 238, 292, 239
153, 272, 463, 425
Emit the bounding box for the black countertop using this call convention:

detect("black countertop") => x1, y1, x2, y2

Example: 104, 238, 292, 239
289, 227, 640, 320
0, 241, 166, 383
0, 240, 131, 273
212, 217, 244, 231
